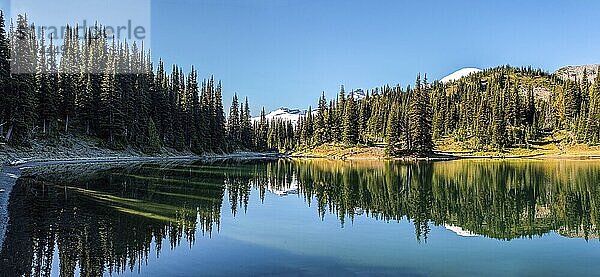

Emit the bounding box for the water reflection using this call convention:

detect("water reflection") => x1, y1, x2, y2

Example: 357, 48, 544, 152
0, 159, 599, 276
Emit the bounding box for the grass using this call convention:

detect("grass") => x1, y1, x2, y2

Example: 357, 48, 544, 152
436, 131, 600, 159
294, 131, 600, 160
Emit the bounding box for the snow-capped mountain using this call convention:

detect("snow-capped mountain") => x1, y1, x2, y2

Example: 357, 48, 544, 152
440, 68, 482, 83
350, 89, 367, 100
251, 107, 307, 125
253, 89, 365, 126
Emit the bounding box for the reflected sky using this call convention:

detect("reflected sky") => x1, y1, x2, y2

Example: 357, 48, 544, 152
1, 159, 600, 276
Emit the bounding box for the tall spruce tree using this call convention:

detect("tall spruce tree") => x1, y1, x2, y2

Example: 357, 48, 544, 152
213, 80, 226, 151
240, 97, 253, 149
0, 11, 11, 139
8, 15, 37, 144
227, 93, 240, 149
385, 106, 401, 156
408, 74, 433, 155
342, 90, 358, 145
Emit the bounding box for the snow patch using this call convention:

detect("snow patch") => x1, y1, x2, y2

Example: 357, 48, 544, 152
267, 180, 299, 196
440, 68, 482, 83
444, 224, 479, 237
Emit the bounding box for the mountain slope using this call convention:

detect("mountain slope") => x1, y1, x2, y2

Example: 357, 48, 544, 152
554, 64, 599, 82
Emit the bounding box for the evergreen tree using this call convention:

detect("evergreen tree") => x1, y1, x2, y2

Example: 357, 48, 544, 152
257, 107, 268, 150
0, 11, 10, 139
227, 93, 240, 149
146, 118, 161, 154
314, 92, 327, 144
586, 68, 600, 144
385, 106, 401, 156
213, 80, 226, 151
98, 39, 123, 145
331, 85, 346, 142
342, 90, 358, 145
240, 97, 253, 149
58, 26, 77, 133
491, 90, 507, 149
408, 74, 433, 155
8, 15, 37, 144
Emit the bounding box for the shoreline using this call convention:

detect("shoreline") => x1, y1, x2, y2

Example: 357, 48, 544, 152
290, 152, 600, 161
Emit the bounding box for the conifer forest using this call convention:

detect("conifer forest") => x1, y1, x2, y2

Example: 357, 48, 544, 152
1, 13, 599, 157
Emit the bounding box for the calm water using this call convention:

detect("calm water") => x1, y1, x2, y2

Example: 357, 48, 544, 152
1, 159, 600, 276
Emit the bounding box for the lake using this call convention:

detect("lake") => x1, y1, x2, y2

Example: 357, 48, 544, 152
1, 159, 600, 276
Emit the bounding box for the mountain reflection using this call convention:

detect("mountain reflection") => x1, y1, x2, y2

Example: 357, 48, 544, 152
1, 159, 599, 276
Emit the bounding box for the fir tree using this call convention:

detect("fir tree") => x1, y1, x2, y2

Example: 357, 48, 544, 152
9, 15, 37, 144
146, 118, 161, 154
240, 97, 253, 149
408, 74, 433, 155
342, 90, 358, 145
227, 93, 240, 149
213, 80, 226, 151
385, 106, 401, 156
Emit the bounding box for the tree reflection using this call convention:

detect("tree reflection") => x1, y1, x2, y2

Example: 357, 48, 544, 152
1, 159, 599, 276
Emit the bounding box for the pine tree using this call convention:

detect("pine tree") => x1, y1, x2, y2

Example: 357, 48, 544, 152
185, 67, 200, 151
301, 106, 314, 145
98, 38, 123, 145
146, 118, 161, 154
385, 106, 401, 156
36, 28, 52, 135
408, 74, 433, 155
586, 68, 600, 144
357, 97, 370, 144
240, 97, 253, 149
227, 93, 240, 149
170, 66, 185, 150
58, 26, 77, 133
331, 85, 346, 142
342, 90, 358, 145
491, 90, 507, 149
0, 11, 11, 139
213, 80, 226, 151
8, 15, 37, 144
314, 92, 327, 144
257, 107, 268, 150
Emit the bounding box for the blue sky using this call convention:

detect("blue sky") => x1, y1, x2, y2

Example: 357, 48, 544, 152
2, 0, 600, 114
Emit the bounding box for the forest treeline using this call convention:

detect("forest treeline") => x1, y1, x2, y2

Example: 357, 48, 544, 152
291, 66, 600, 156
0, 13, 282, 154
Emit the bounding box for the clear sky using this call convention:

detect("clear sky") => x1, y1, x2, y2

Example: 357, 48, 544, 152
2, 0, 600, 114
